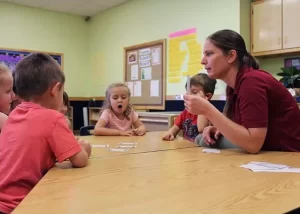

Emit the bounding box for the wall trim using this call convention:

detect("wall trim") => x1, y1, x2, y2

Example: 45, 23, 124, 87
70, 94, 226, 101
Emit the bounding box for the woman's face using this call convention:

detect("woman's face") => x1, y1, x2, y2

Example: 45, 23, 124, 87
201, 39, 232, 80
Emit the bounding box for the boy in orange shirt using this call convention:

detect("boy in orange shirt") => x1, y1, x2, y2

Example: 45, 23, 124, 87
0, 53, 91, 214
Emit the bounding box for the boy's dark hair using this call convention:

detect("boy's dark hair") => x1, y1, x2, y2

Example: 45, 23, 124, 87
63, 91, 70, 109
14, 53, 65, 101
185, 73, 217, 95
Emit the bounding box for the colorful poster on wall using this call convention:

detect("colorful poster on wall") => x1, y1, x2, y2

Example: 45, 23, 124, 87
0, 48, 62, 72
168, 28, 203, 83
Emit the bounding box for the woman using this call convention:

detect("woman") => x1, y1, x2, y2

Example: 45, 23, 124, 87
184, 29, 300, 153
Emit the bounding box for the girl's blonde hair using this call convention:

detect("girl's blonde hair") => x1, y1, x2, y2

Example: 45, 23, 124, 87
0, 63, 12, 84
101, 82, 132, 120
0, 62, 11, 73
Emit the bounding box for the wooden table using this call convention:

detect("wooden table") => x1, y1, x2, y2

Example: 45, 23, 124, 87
84, 131, 197, 158
13, 147, 300, 214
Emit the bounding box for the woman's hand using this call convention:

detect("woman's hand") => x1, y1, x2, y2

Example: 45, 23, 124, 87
183, 92, 211, 115
202, 126, 221, 145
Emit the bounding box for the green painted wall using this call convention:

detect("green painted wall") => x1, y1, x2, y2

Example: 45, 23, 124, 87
0, 2, 89, 96
3, 0, 291, 97
88, 0, 241, 96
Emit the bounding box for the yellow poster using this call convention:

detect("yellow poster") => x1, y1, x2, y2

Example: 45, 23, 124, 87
168, 28, 202, 83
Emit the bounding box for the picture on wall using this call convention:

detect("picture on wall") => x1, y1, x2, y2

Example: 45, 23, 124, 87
0, 48, 63, 72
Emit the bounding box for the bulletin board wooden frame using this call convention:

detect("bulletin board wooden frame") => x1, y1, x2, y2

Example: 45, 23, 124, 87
123, 39, 166, 110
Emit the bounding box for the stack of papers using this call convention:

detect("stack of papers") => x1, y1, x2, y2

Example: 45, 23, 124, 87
240, 161, 300, 173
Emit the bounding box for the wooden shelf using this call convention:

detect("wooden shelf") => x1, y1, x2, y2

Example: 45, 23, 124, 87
88, 107, 103, 125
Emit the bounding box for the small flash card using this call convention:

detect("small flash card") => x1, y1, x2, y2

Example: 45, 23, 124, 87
117, 145, 137, 148
92, 144, 109, 148
202, 148, 220, 154
108, 148, 129, 152
119, 142, 137, 145
186, 75, 191, 94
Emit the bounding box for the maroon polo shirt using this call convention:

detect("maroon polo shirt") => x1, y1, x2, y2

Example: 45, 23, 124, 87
227, 66, 300, 151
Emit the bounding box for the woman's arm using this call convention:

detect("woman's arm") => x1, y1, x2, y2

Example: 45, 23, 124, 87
184, 95, 267, 153
197, 115, 209, 133
206, 106, 267, 153
184, 76, 270, 153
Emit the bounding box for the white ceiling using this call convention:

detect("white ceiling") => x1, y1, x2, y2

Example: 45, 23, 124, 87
0, 0, 130, 16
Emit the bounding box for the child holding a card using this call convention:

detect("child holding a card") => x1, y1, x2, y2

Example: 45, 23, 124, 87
0, 53, 91, 214
93, 82, 146, 136
162, 73, 216, 142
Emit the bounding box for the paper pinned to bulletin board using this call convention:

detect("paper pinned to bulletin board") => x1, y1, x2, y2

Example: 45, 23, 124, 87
168, 28, 203, 83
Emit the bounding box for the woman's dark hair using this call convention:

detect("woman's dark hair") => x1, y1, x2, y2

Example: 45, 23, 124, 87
207, 29, 259, 70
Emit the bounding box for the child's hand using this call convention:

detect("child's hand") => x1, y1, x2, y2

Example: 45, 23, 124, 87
78, 139, 91, 157
119, 130, 133, 136
162, 131, 175, 141
133, 126, 146, 136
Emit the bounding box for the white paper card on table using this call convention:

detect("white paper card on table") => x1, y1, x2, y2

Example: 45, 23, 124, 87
118, 145, 137, 148
92, 144, 109, 148
120, 142, 136, 145
150, 80, 159, 97
242, 161, 288, 169
108, 148, 129, 152
202, 148, 220, 154
240, 161, 300, 173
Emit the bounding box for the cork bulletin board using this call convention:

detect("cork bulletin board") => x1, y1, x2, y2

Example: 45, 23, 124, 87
124, 39, 166, 110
